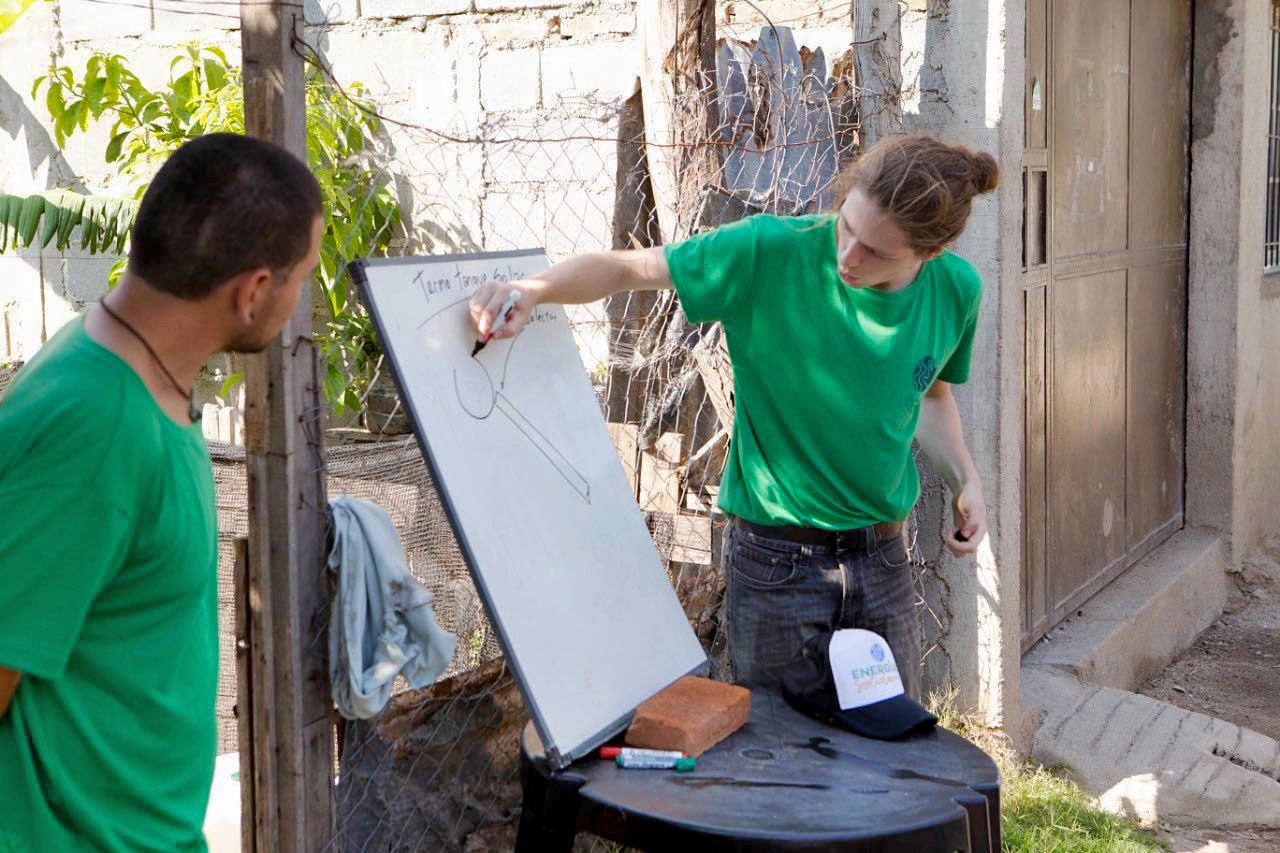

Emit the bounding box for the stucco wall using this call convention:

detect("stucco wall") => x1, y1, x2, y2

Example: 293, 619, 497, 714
899, 0, 1022, 727
1187, 0, 1280, 560
1228, 0, 1280, 558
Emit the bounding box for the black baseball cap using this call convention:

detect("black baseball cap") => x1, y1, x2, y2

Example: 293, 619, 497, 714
781, 629, 937, 740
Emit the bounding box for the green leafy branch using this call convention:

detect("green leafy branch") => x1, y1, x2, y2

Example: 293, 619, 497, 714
11, 45, 403, 414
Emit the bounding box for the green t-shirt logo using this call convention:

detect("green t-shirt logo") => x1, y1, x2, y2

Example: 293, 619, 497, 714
912, 355, 938, 392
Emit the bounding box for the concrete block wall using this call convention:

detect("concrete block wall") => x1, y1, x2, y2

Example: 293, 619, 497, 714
0, 0, 239, 360
0, 0, 1026, 728
0, 0, 862, 364
895, 0, 1024, 729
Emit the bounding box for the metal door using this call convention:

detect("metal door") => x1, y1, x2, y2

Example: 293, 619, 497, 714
1021, 0, 1191, 648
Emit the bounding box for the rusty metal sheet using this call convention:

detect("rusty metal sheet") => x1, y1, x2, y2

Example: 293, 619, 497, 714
1048, 270, 1128, 615
1027, 0, 1048, 149
1129, 0, 1192, 249
1024, 0, 1191, 645
1051, 0, 1129, 259
1127, 260, 1186, 549
1024, 287, 1048, 644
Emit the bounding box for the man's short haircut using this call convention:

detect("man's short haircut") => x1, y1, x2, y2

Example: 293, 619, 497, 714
128, 133, 323, 299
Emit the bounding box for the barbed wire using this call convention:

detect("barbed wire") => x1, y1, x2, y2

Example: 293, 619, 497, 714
63, 0, 301, 20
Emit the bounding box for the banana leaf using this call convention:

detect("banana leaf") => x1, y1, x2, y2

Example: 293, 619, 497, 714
0, 190, 136, 255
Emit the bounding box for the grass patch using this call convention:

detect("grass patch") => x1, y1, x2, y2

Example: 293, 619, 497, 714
928, 691, 1168, 853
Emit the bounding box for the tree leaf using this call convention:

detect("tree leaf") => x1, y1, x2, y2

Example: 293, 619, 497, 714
123, 77, 150, 110
203, 57, 226, 92
56, 193, 85, 250
172, 70, 193, 106
323, 362, 345, 404
220, 371, 245, 398
0, 195, 12, 249
84, 76, 107, 117
57, 101, 80, 139
102, 198, 123, 247
30, 74, 45, 100
107, 257, 127, 289
38, 197, 59, 248
45, 80, 64, 121
104, 130, 129, 163
79, 199, 99, 251
104, 58, 121, 102
113, 202, 134, 254
17, 195, 43, 247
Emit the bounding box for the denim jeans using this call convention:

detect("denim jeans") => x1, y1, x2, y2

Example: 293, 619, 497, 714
723, 520, 923, 700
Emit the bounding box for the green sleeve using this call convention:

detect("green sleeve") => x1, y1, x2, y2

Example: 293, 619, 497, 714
938, 300, 980, 384
0, 485, 131, 679
663, 216, 761, 325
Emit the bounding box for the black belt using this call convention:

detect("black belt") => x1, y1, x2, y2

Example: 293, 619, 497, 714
731, 516, 904, 550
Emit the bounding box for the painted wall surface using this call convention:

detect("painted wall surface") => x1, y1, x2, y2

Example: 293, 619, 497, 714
1229, 0, 1280, 558
1187, 0, 1280, 560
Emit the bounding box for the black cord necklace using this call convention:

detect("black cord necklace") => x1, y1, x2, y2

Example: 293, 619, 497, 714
99, 298, 201, 423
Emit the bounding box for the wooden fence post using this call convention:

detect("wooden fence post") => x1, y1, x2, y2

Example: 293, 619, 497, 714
239, 2, 334, 850
637, 0, 719, 243
853, 0, 904, 147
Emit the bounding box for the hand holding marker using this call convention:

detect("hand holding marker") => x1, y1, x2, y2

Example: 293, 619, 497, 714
472, 290, 521, 357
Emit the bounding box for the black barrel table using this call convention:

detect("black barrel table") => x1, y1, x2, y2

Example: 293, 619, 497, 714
517, 688, 1000, 852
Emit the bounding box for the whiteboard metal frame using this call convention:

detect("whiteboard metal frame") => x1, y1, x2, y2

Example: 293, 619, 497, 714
349, 251, 706, 769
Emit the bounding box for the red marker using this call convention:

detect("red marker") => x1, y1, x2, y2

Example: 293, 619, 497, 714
599, 746, 684, 760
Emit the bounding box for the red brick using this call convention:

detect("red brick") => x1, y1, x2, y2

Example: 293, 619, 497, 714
625, 676, 750, 757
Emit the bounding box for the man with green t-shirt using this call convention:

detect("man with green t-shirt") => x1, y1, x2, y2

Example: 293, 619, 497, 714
0, 133, 322, 852
469, 135, 996, 699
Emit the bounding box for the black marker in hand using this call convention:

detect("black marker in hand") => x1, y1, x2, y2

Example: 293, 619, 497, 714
472, 290, 521, 357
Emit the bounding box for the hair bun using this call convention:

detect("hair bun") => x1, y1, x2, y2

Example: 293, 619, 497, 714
970, 152, 1000, 194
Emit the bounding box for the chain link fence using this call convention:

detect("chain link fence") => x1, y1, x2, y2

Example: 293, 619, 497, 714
204, 3, 943, 849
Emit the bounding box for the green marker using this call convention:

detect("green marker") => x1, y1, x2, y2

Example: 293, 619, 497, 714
615, 754, 696, 772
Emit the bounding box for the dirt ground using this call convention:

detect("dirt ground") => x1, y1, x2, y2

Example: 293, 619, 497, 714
1140, 543, 1280, 743
1160, 825, 1280, 853
1141, 539, 1280, 852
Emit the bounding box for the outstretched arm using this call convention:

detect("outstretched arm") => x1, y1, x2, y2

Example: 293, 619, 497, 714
468, 247, 672, 343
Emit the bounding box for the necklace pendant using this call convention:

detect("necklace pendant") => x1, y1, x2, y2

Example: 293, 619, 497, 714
189, 399, 202, 423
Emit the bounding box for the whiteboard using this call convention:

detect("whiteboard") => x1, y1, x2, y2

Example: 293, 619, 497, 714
351, 251, 707, 767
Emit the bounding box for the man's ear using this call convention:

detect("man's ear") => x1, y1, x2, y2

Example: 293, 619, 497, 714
227, 267, 275, 325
